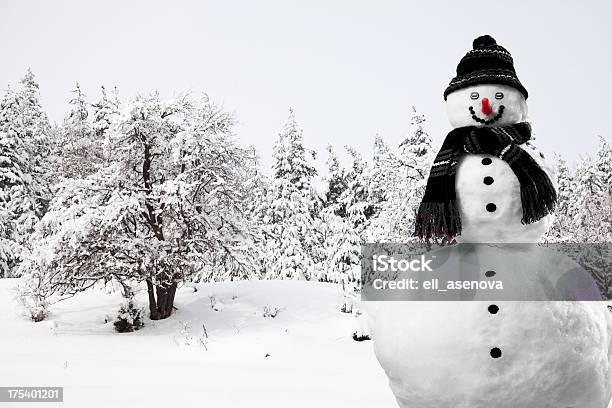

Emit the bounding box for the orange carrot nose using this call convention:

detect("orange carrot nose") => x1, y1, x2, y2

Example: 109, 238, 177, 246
482, 98, 493, 116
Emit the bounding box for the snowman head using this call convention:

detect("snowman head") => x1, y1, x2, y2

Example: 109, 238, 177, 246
446, 84, 527, 128
444, 35, 528, 128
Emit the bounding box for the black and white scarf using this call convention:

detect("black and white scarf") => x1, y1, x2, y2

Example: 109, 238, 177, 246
414, 122, 556, 239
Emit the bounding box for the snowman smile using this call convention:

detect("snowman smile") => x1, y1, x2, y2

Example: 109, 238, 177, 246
469, 105, 505, 125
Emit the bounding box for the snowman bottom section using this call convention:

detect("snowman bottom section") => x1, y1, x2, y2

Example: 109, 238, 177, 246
372, 301, 612, 408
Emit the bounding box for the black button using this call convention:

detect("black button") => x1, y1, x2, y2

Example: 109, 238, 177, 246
485, 270, 496, 277
481, 157, 492, 165
488, 305, 499, 314
483, 176, 494, 185
490, 348, 502, 359
486, 203, 496, 212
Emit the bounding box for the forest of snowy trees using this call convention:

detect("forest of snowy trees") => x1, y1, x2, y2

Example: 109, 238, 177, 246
1, 70, 611, 322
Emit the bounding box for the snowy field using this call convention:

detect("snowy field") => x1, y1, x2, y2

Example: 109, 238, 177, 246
0, 279, 396, 408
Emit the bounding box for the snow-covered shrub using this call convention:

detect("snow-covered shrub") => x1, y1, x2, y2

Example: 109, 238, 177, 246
17, 270, 51, 322
339, 283, 354, 313
22, 298, 49, 323
339, 280, 360, 313
209, 295, 220, 311
113, 298, 145, 333
173, 321, 209, 349
352, 307, 373, 342
352, 331, 371, 342
262, 305, 281, 318
340, 301, 353, 314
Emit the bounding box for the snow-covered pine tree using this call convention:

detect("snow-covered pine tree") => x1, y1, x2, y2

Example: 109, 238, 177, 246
341, 146, 374, 238
0, 87, 34, 277
262, 109, 322, 279
19, 69, 52, 160
0, 71, 52, 278
91, 85, 120, 138
323, 211, 361, 283
318, 145, 360, 282
273, 109, 317, 188
244, 148, 271, 278
19, 92, 259, 319
546, 154, 575, 242
55, 83, 102, 179
572, 159, 602, 242
393, 108, 434, 238
324, 145, 348, 217
399, 107, 432, 161
364, 135, 398, 242
16, 69, 52, 201
571, 137, 612, 243
367, 134, 397, 219
548, 136, 612, 244
368, 107, 434, 242
549, 138, 612, 297
595, 136, 612, 194
17, 69, 53, 211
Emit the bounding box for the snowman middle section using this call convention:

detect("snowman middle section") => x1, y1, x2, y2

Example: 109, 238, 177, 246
455, 143, 555, 244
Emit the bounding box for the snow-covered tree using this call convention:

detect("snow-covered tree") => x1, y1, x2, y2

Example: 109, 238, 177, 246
543, 136, 612, 244
368, 107, 434, 242
245, 151, 272, 278
595, 136, 612, 192
399, 107, 432, 160
317, 146, 360, 282
322, 212, 361, 283
19, 92, 259, 319
19, 69, 52, 159
0, 70, 52, 277
324, 145, 348, 217
17, 69, 53, 204
544, 138, 612, 296
367, 135, 394, 210
91, 85, 120, 138
0, 88, 35, 276
262, 109, 322, 279
340, 146, 374, 237
546, 154, 575, 241
570, 138, 612, 243
55, 83, 104, 179
272, 109, 317, 188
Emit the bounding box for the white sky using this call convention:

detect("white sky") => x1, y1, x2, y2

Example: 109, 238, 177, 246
1, 0, 610, 172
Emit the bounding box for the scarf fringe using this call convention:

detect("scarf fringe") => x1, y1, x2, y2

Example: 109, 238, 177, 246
514, 155, 557, 224
414, 200, 461, 239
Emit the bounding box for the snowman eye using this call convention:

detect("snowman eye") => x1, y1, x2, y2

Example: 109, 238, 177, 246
495, 92, 504, 99
470, 92, 479, 100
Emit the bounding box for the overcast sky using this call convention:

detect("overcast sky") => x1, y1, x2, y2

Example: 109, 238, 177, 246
1, 0, 610, 171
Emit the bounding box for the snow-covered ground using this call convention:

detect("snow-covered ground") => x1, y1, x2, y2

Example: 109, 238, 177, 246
0, 279, 396, 408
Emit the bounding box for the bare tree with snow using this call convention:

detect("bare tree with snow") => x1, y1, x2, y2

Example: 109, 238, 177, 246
19, 92, 259, 320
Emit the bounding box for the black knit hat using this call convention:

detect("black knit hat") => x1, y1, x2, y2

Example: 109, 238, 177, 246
444, 35, 528, 100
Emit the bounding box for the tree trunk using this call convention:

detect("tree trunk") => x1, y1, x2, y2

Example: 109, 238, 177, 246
141, 129, 176, 320
146, 279, 160, 320
146, 279, 178, 320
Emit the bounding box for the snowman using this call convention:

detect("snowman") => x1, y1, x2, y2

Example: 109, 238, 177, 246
370, 35, 612, 408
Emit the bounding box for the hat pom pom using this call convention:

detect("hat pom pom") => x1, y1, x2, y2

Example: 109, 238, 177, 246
473, 35, 497, 49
